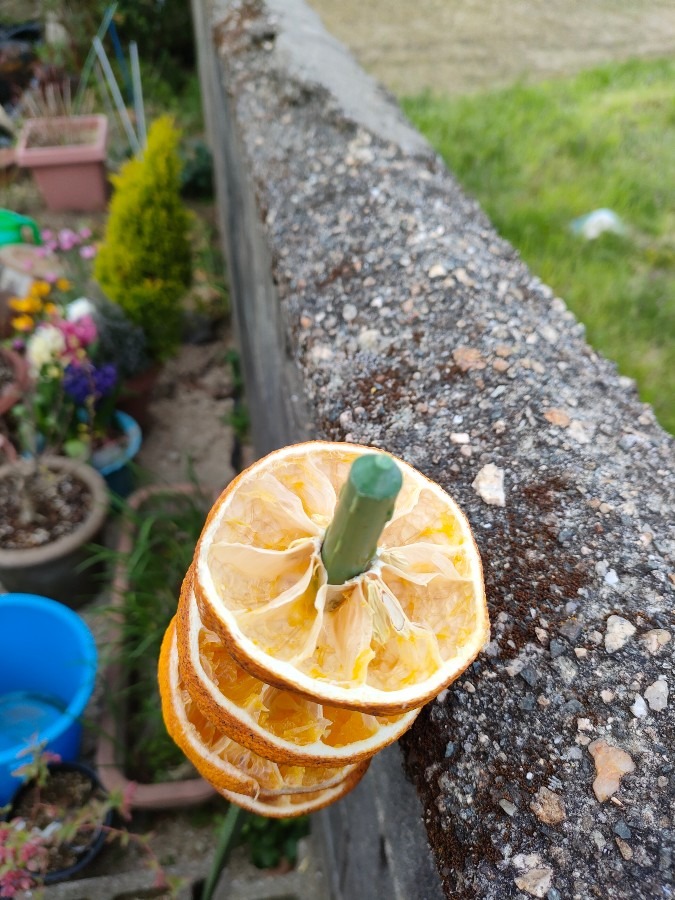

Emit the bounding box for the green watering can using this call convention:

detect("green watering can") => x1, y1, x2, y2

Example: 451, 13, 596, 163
0, 209, 41, 247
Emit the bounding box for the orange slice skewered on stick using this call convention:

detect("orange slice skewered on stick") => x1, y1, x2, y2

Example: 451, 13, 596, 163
159, 619, 367, 803
193, 441, 489, 716
177, 567, 420, 766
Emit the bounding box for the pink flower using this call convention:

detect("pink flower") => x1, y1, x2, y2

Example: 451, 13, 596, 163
45, 240, 58, 253
79, 244, 97, 260
41, 229, 53, 241
79, 226, 92, 239
56, 315, 98, 352
44, 271, 58, 284
58, 228, 79, 251
35, 246, 48, 258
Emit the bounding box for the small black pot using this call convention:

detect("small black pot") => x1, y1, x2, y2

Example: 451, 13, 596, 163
6, 761, 114, 885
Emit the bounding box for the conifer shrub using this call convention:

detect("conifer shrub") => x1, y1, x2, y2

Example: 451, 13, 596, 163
95, 116, 192, 361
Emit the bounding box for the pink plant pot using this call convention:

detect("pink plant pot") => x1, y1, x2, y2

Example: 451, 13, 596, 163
16, 115, 109, 213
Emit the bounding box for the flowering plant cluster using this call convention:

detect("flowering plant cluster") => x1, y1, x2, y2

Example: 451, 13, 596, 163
26, 227, 98, 285
8, 278, 119, 460
0, 747, 170, 898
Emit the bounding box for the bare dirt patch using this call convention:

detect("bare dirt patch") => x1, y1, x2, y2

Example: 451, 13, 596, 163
308, 0, 675, 94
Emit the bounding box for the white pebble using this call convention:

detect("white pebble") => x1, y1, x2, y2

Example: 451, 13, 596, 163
644, 679, 668, 712
472, 463, 506, 507
630, 695, 648, 718
604, 615, 636, 653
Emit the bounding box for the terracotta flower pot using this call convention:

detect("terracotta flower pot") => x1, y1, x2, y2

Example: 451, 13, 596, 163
96, 484, 215, 809
16, 115, 109, 212
0, 345, 28, 415
0, 456, 109, 606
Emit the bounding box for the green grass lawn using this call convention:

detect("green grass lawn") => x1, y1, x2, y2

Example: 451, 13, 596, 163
402, 58, 675, 434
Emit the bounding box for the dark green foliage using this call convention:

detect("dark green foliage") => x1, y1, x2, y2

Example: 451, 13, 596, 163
181, 141, 214, 199
89, 488, 208, 782
238, 815, 310, 869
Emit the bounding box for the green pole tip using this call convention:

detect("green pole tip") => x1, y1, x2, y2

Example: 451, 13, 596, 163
350, 453, 403, 500
321, 453, 402, 587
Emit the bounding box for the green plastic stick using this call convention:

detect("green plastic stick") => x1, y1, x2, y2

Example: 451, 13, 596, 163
202, 804, 245, 900
321, 454, 402, 585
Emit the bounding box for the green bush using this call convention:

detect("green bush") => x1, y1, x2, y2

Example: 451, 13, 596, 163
95, 115, 192, 361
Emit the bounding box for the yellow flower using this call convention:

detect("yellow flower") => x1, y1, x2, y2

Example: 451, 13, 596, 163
12, 315, 35, 332
47, 365, 62, 379
9, 296, 42, 314
31, 280, 51, 298
44, 302, 59, 316
56, 278, 72, 292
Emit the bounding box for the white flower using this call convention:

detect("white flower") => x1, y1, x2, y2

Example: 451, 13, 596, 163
66, 297, 96, 321
26, 324, 66, 374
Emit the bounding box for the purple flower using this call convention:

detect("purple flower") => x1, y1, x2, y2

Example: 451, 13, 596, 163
79, 226, 92, 239
11, 338, 25, 353
79, 244, 97, 260
63, 362, 118, 405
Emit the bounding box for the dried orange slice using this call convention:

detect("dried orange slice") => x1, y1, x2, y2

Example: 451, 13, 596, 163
214, 764, 369, 818
177, 569, 419, 765
193, 442, 489, 715
159, 619, 363, 798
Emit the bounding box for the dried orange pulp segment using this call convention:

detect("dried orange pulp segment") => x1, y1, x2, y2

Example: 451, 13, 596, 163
215, 763, 369, 819
193, 442, 489, 715
159, 619, 362, 798
177, 573, 419, 766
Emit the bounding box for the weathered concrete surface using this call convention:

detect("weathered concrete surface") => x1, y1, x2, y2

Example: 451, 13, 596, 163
193, 1, 675, 897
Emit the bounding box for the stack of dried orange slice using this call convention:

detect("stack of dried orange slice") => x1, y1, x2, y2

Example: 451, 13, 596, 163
159, 442, 489, 817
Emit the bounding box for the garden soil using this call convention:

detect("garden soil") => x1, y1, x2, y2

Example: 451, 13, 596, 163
308, 0, 675, 95
135, 336, 241, 493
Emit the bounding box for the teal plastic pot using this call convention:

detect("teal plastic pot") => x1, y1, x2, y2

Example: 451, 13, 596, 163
0, 594, 98, 806
91, 410, 141, 497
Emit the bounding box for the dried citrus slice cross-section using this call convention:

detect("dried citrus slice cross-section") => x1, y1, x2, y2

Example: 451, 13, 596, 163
215, 766, 369, 819
177, 571, 419, 765
193, 442, 489, 715
159, 619, 363, 799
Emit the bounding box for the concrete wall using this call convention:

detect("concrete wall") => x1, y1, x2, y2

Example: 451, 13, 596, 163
191, 2, 675, 897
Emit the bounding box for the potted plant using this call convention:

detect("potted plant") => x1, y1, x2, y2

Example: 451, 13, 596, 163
95, 115, 192, 364
5, 277, 142, 495
95, 484, 215, 809
0, 280, 120, 602
33, 226, 155, 430
15, 85, 107, 213
0, 455, 109, 604
1, 754, 114, 891
1, 748, 171, 895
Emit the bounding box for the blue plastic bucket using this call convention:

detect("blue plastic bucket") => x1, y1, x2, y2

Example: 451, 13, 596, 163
0, 593, 98, 805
